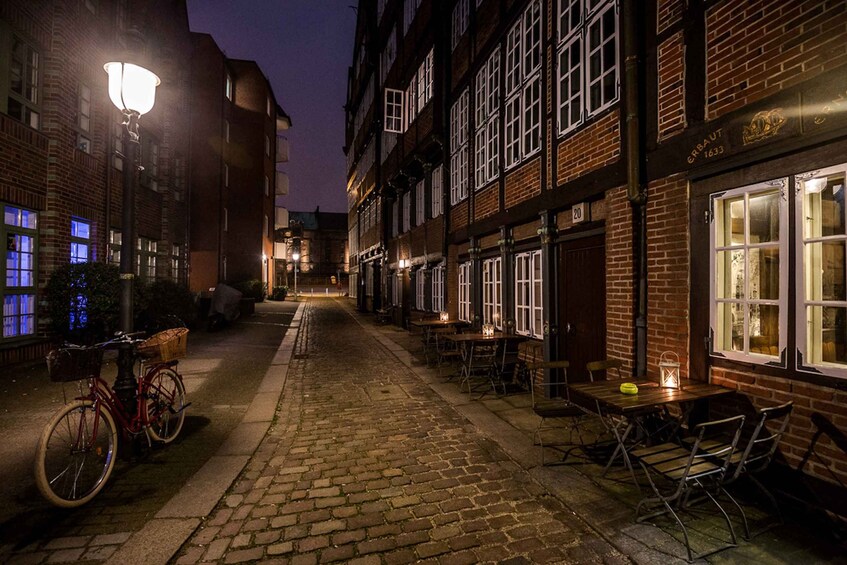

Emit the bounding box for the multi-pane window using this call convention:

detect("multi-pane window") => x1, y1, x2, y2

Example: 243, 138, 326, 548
70, 219, 91, 264
3, 206, 37, 338
109, 229, 121, 265
431, 164, 443, 217
458, 261, 472, 323
515, 250, 543, 338
172, 244, 182, 282
385, 88, 404, 134
482, 257, 502, 328
796, 164, 847, 376
77, 83, 92, 153
137, 238, 157, 280
8, 37, 40, 129
415, 268, 427, 310
450, 89, 470, 204
475, 49, 500, 189
402, 191, 411, 232
113, 122, 124, 171
432, 264, 445, 313
416, 50, 433, 113
452, 0, 470, 51
711, 182, 787, 365
415, 180, 425, 226
505, 1, 542, 169
556, 0, 619, 135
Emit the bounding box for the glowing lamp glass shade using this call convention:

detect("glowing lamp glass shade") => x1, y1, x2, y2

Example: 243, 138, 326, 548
104, 62, 161, 115
292, 252, 300, 261
482, 324, 495, 337
439, 311, 449, 322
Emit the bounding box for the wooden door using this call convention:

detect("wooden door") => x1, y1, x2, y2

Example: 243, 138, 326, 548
558, 234, 606, 382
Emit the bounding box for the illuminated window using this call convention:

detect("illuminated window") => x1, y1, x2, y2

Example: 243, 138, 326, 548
515, 250, 542, 338
482, 257, 502, 328
3, 205, 37, 339
70, 219, 91, 264
458, 261, 472, 322
432, 264, 445, 313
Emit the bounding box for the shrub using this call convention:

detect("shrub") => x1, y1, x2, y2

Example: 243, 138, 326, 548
270, 286, 288, 301
137, 279, 198, 332
46, 262, 123, 343
231, 279, 267, 302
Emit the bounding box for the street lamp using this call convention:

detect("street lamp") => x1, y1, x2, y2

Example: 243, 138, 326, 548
104, 60, 160, 410
292, 252, 300, 298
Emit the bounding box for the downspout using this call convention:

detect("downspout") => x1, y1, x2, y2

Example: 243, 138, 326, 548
439, 0, 451, 303
623, 0, 647, 376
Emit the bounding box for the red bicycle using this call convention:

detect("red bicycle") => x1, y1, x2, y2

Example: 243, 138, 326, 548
34, 329, 189, 507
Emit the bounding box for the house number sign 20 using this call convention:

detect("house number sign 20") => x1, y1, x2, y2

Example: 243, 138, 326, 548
572, 202, 588, 224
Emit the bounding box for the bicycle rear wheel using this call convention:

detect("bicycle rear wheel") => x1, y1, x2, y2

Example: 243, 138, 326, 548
34, 399, 118, 507
145, 367, 186, 443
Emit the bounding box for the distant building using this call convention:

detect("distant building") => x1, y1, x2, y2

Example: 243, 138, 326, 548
0, 0, 191, 365
284, 209, 349, 292
188, 33, 290, 293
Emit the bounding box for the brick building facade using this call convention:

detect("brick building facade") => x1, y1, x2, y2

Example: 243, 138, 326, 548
188, 33, 290, 294
345, 0, 847, 517
0, 0, 191, 365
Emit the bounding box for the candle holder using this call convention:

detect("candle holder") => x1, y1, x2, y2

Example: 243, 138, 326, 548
659, 351, 681, 389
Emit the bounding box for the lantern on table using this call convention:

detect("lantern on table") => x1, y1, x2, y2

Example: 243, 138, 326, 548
439, 311, 449, 322
482, 323, 495, 337
659, 351, 681, 389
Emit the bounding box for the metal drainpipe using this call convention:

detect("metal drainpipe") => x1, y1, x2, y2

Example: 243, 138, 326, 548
623, 0, 647, 377
439, 1, 451, 301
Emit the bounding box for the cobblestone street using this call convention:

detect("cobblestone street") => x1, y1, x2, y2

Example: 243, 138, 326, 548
175, 300, 625, 564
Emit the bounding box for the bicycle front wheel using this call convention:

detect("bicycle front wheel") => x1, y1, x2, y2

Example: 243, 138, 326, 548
145, 367, 186, 443
34, 399, 118, 508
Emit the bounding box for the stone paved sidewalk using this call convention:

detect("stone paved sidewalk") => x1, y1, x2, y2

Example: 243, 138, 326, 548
175, 300, 627, 564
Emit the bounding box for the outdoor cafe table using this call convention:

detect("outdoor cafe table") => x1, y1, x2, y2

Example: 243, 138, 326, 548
409, 319, 470, 356
445, 333, 527, 396
568, 379, 734, 486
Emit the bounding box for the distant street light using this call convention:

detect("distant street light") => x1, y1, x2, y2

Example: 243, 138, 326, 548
104, 60, 160, 410
292, 252, 300, 298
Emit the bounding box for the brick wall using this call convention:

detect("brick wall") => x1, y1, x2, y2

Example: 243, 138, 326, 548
556, 110, 621, 186
711, 368, 847, 488
706, 0, 847, 120
657, 0, 684, 35
645, 175, 690, 378
451, 199, 469, 232
657, 31, 686, 140
504, 157, 541, 210
474, 184, 499, 221
605, 186, 635, 373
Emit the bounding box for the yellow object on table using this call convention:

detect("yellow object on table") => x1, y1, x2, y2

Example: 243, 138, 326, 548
620, 382, 638, 395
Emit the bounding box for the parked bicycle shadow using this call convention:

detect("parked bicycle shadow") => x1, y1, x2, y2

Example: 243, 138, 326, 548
0, 414, 211, 554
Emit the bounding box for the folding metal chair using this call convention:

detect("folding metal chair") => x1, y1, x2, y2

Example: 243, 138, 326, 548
459, 341, 499, 399
633, 414, 746, 562
528, 360, 590, 465
717, 401, 794, 539
433, 327, 462, 379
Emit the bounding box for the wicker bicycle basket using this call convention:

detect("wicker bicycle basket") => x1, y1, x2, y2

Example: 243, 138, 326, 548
46, 347, 104, 382
137, 327, 189, 363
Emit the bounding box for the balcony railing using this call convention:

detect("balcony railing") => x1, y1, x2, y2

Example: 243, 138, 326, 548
276, 171, 289, 195
276, 136, 289, 163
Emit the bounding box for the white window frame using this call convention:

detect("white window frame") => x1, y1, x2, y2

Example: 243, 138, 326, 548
482, 257, 502, 329
109, 229, 122, 265
450, 89, 470, 204
431, 164, 443, 217
796, 163, 847, 378
432, 264, 445, 313
452, 0, 470, 51
505, 1, 542, 170
475, 49, 500, 189
458, 261, 472, 323
415, 268, 427, 310
415, 180, 425, 226
556, 0, 619, 136
515, 250, 543, 338
710, 181, 788, 366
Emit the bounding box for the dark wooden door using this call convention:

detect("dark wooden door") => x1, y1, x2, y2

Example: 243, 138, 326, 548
558, 234, 606, 382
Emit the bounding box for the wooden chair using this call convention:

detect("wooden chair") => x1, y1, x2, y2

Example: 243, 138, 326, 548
633, 415, 746, 562
527, 360, 589, 465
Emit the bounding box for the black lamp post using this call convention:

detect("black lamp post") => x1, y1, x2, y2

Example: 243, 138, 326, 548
104, 61, 160, 410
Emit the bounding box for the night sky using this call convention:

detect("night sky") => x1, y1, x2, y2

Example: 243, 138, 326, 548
187, 0, 355, 214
